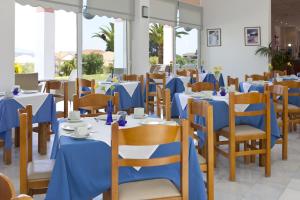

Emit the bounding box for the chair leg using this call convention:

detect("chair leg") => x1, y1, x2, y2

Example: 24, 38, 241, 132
207, 163, 214, 200
243, 141, 250, 164
229, 140, 236, 181
3, 148, 12, 165
250, 140, 256, 163
214, 133, 219, 168
15, 127, 20, 147
265, 139, 271, 177
38, 123, 47, 155
103, 190, 111, 200
259, 139, 265, 167
282, 128, 288, 161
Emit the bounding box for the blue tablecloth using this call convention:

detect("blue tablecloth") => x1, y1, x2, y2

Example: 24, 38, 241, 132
47, 135, 206, 200
239, 82, 300, 107
171, 93, 281, 146
144, 77, 186, 101
201, 73, 225, 87
0, 94, 58, 149
83, 83, 144, 111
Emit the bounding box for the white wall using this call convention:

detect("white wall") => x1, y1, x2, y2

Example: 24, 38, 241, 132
201, 0, 271, 83
0, 1, 15, 91
131, 0, 149, 75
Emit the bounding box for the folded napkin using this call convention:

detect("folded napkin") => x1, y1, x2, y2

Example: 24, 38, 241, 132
199, 73, 208, 81
178, 93, 191, 110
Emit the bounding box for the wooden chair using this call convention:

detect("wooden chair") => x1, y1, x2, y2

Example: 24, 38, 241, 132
73, 93, 119, 117
274, 81, 300, 131
44, 80, 68, 118
227, 76, 239, 91
176, 69, 188, 77
189, 82, 218, 92
76, 78, 95, 97
273, 70, 287, 76
156, 86, 171, 121
263, 72, 272, 80
187, 99, 214, 200
146, 73, 166, 114
188, 69, 199, 83
0, 173, 33, 200
19, 106, 54, 195
265, 84, 288, 160
109, 120, 189, 200
245, 74, 266, 81
123, 74, 144, 93
215, 92, 271, 181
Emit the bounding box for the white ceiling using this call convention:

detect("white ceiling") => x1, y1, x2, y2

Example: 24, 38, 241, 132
272, 0, 300, 29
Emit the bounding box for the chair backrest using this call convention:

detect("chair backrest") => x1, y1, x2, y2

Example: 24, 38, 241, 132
0, 173, 16, 200
229, 92, 271, 141
275, 81, 300, 97
73, 93, 119, 116
15, 73, 39, 90
76, 78, 95, 97
245, 74, 266, 81
227, 76, 239, 90
176, 69, 188, 77
190, 82, 217, 92
123, 74, 144, 92
45, 80, 68, 118
111, 120, 189, 200
146, 73, 166, 91
273, 70, 287, 76
188, 69, 199, 82
156, 86, 171, 121
19, 106, 33, 194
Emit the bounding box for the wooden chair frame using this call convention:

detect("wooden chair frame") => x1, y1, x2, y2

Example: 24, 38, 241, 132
227, 76, 239, 91
122, 74, 144, 94
245, 74, 266, 81
176, 69, 188, 77
19, 106, 50, 195
76, 78, 95, 97
110, 120, 189, 200
189, 82, 218, 92
146, 73, 166, 114
266, 84, 288, 160
216, 92, 271, 181
187, 99, 214, 200
73, 93, 119, 117
156, 86, 171, 121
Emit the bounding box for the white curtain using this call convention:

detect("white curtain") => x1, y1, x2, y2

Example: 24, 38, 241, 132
86, 0, 135, 20
149, 0, 178, 26
178, 2, 203, 29
15, 0, 82, 13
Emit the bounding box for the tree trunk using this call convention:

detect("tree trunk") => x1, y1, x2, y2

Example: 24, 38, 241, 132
158, 44, 163, 64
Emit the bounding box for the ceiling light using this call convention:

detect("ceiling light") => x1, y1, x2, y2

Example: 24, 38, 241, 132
288, 43, 292, 47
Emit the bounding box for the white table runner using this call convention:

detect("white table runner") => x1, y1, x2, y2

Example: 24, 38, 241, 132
8, 93, 49, 115
97, 81, 139, 97
59, 117, 163, 171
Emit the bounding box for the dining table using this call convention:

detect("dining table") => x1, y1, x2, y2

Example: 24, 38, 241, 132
171, 92, 281, 146
47, 116, 207, 200
95, 81, 144, 111
198, 73, 225, 87
0, 92, 57, 164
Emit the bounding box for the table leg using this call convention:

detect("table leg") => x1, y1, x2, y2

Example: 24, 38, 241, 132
14, 127, 20, 147
38, 123, 47, 155
3, 148, 12, 165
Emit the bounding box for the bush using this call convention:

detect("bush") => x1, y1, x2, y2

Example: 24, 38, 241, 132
176, 55, 187, 67
82, 53, 104, 75
15, 63, 23, 74
149, 56, 158, 65
59, 60, 76, 76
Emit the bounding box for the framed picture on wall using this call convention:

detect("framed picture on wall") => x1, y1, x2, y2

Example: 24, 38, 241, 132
207, 28, 221, 47
244, 27, 261, 46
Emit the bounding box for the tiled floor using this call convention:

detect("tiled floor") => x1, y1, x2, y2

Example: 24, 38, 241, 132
1, 128, 300, 200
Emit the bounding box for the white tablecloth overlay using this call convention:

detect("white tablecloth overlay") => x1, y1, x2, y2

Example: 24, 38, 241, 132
177, 76, 191, 89
13, 93, 49, 115
97, 81, 139, 97
199, 73, 208, 82
242, 81, 273, 93
178, 93, 249, 112
60, 117, 166, 171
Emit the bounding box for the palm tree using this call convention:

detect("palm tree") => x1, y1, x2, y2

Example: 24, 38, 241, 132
149, 24, 188, 64
92, 23, 114, 51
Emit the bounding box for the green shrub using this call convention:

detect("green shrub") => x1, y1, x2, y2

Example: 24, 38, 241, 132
82, 53, 104, 75
149, 56, 158, 65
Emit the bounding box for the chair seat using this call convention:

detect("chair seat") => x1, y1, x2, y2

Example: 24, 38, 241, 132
221, 125, 265, 138
119, 179, 180, 200
27, 160, 54, 180
277, 103, 299, 111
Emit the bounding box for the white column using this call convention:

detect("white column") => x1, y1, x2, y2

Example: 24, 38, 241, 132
35, 8, 55, 80
163, 25, 174, 65
0, 1, 15, 91
131, 0, 149, 75
114, 19, 127, 70
76, 12, 82, 77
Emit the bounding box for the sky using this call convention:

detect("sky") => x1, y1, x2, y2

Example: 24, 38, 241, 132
15, 3, 197, 56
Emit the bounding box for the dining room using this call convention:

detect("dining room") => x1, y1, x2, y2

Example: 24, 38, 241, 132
1, 0, 300, 200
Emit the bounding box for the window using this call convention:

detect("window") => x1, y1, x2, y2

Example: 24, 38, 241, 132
175, 27, 198, 69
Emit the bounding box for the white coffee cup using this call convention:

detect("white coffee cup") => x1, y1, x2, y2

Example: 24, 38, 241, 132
68, 111, 80, 121
134, 107, 144, 118
75, 126, 88, 136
